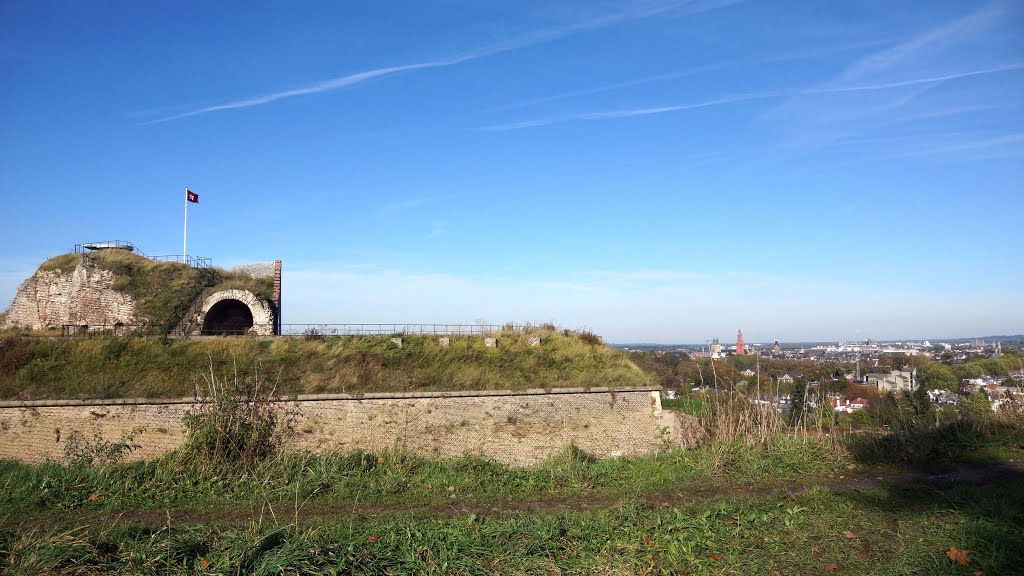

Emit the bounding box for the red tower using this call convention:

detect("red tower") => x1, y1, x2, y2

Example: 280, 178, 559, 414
736, 329, 745, 355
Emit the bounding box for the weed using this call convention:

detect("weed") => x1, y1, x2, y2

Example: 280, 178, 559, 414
302, 327, 326, 340
62, 426, 145, 467
181, 362, 296, 472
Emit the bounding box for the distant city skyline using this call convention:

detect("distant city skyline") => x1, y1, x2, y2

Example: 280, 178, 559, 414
614, 334, 1023, 346
2, 1, 1022, 343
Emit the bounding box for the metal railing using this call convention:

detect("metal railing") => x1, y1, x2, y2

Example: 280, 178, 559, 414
39, 323, 532, 338
281, 324, 528, 336
73, 241, 213, 272
149, 254, 214, 270
74, 240, 144, 255
171, 287, 218, 336
59, 323, 174, 337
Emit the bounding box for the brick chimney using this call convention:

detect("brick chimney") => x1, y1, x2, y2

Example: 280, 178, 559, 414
273, 260, 282, 335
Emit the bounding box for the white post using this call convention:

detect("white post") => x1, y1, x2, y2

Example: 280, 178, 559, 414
183, 187, 188, 261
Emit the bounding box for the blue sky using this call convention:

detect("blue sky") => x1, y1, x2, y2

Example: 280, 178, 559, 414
2, 0, 1022, 343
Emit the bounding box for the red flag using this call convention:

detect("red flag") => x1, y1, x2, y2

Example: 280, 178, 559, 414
186, 188, 199, 203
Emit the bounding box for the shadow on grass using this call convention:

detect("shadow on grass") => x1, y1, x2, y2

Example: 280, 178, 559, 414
840, 417, 1024, 574
844, 418, 1024, 473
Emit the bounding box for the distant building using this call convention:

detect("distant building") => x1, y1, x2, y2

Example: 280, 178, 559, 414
736, 329, 745, 355
778, 372, 800, 384
867, 368, 916, 392
772, 340, 781, 356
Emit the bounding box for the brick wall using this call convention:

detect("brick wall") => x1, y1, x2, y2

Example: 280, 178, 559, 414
273, 260, 281, 335
1, 258, 136, 330
0, 387, 690, 466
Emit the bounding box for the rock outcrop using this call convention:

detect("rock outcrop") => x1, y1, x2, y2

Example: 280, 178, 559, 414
1, 256, 136, 330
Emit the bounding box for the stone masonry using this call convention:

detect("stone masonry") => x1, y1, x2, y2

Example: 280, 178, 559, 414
190, 289, 276, 336
228, 262, 276, 279
0, 388, 696, 467
1, 257, 135, 330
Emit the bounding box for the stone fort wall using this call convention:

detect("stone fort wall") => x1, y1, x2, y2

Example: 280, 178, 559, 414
0, 387, 691, 467
1, 259, 136, 330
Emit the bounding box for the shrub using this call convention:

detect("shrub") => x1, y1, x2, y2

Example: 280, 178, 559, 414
302, 327, 326, 341
181, 365, 295, 471
62, 427, 144, 467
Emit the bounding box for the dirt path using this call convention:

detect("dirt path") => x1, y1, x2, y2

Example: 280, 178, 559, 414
15, 461, 1024, 530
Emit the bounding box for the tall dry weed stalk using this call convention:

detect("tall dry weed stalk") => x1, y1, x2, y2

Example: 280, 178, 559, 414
182, 359, 296, 472
696, 356, 841, 448
697, 393, 787, 446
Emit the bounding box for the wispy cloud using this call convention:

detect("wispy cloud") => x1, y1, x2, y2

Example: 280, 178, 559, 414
379, 194, 456, 213
146, 61, 462, 124
481, 92, 776, 131
489, 38, 891, 114
835, 2, 1008, 83
145, 1, 739, 124
582, 269, 716, 285
489, 63, 730, 114
427, 220, 448, 239
804, 63, 1024, 95
896, 132, 1024, 160
763, 3, 1014, 123
483, 38, 1019, 133
479, 62, 1021, 131
729, 3, 1024, 170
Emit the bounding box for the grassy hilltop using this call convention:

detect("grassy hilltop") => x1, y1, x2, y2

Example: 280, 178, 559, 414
0, 328, 653, 399
29, 250, 272, 328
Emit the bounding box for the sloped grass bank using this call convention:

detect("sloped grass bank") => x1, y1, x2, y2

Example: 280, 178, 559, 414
0, 329, 652, 399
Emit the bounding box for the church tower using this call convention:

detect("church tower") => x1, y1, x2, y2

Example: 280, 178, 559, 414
736, 329, 745, 355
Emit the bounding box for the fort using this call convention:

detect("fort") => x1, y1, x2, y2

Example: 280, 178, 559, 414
0, 241, 281, 336
0, 242, 693, 466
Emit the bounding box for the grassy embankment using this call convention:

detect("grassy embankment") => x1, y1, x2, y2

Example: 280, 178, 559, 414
1, 417, 1021, 574
0, 328, 651, 399
1, 367, 1022, 574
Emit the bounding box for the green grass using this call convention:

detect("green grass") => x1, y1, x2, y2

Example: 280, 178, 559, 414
2, 422, 1019, 521
662, 396, 705, 416
1, 415, 1021, 574
2, 478, 1020, 575
0, 328, 653, 399
0, 437, 849, 517
36, 253, 79, 273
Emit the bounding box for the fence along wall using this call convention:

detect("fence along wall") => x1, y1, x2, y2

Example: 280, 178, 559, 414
0, 387, 689, 466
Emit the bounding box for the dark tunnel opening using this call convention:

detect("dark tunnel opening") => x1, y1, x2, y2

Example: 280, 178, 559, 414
201, 299, 254, 335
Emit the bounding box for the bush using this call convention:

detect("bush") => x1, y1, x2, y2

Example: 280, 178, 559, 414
564, 329, 602, 346
62, 427, 144, 467
181, 365, 295, 471
302, 327, 326, 341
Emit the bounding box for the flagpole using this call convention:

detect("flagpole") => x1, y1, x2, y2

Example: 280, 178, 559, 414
183, 187, 188, 262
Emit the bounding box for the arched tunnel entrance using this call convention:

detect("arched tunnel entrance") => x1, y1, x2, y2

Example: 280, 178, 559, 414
201, 299, 254, 335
